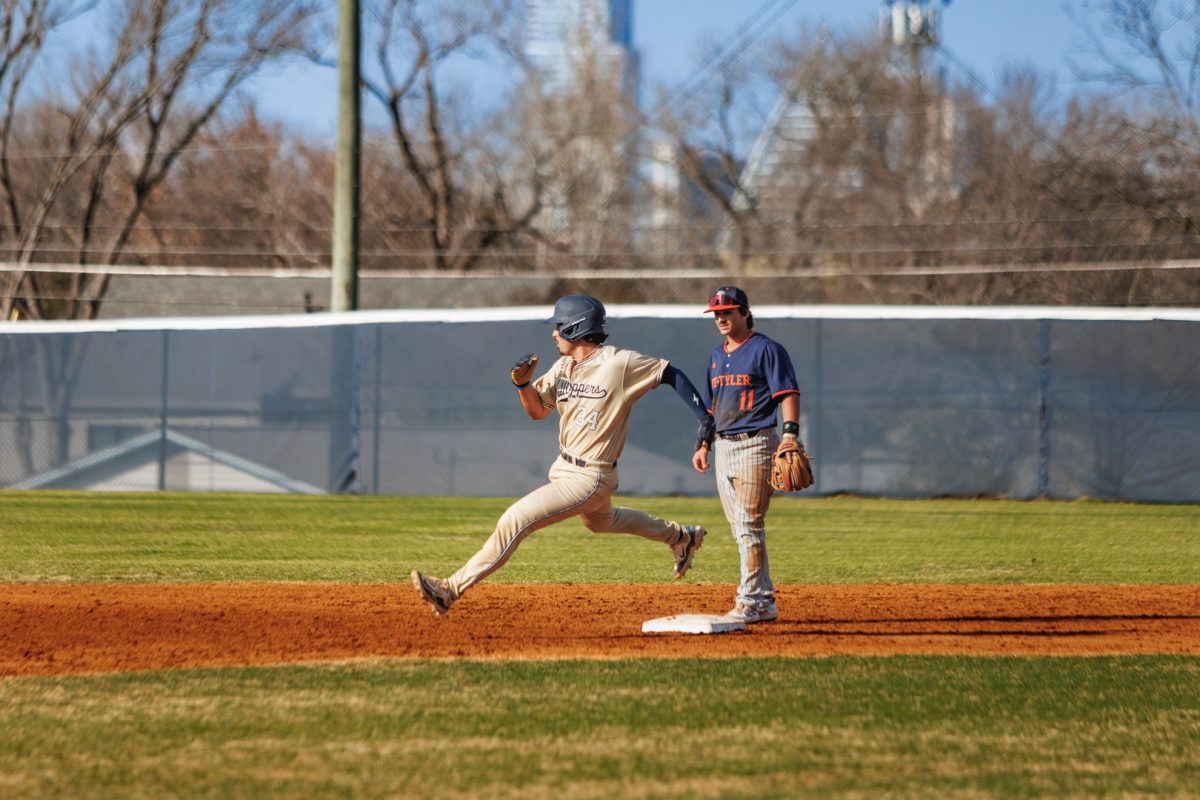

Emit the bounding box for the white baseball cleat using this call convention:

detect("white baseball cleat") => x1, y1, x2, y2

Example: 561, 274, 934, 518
411, 570, 454, 616
672, 525, 707, 580
727, 601, 778, 624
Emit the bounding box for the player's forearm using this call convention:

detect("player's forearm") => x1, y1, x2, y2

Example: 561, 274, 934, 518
779, 394, 800, 429
661, 364, 711, 423
516, 386, 552, 420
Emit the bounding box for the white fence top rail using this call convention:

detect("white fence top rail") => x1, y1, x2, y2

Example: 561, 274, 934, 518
2, 305, 1200, 334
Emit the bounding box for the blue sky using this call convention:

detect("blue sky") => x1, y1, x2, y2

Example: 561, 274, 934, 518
247, 1, 1084, 142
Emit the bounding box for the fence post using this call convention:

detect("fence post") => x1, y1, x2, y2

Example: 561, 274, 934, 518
371, 324, 382, 495
1037, 319, 1051, 498
328, 324, 362, 494
158, 330, 169, 490
351, 323, 363, 493
814, 318, 823, 495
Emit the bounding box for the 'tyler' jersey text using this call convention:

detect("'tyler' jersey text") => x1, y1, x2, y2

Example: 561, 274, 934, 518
711, 373, 753, 388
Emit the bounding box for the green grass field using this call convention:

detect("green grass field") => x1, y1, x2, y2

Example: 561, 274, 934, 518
2, 491, 1198, 583
2, 491, 1198, 798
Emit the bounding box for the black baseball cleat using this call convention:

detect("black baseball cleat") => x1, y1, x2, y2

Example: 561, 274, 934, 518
411, 570, 454, 616
672, 525, 707, 580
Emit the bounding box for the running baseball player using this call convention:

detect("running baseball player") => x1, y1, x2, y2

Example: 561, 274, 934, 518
412, 294, 712, 616
691, 285, 807, 623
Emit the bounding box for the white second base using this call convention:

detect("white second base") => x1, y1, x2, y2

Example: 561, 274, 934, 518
641, 613, 747, 634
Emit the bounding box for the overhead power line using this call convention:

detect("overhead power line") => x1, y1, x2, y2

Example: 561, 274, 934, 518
11, 209, 1197, 236
663, 0, 802, 110
7, 258, 1200, 281
3, 236, 1200, 260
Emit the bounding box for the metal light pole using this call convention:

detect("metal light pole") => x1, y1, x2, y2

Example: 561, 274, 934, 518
331, 0, 360, 312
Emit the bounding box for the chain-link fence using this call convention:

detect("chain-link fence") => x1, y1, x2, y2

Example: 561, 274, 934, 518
2, 306, 1198, 501
65, 267, 1200, 319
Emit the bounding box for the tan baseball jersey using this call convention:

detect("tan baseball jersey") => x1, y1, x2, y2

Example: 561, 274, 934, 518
532, 345, 668, 466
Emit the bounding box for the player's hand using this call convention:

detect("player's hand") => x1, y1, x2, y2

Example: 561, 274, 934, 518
771, 435, 814, 491
693, 417, 714, 472
511, 353, 538, 388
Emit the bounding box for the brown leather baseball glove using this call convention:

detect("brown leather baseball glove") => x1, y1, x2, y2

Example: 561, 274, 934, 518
771, 436, 814, 492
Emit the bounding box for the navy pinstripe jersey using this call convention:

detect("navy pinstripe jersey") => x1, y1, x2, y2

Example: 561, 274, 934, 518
701, 331, 799, 435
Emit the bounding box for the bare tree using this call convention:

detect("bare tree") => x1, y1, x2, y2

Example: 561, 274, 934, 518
357, 0, 550, 273
651, 60, 766, 275
0, 0, 89, 320
516, 33, 643, 271
146, 103, 331, 273
1069, 0, 1200, 300
1075, 0, 1200, 145
0, 0, 317, 322
654, 27, 964, 281
649, 12, 1200, 306
358, 0, 656, 276
928, 1, 1200, 304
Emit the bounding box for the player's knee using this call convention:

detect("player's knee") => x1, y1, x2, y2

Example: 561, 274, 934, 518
581, 515, 610, 533
494, 508, 529, 538
733, 529, 762, 547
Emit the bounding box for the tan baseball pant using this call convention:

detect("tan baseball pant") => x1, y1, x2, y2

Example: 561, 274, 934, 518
445, 459, 688, 599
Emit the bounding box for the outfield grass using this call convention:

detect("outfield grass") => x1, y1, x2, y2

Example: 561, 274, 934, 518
2, 657, 1197, 798
2, 491, 1197, 798
1, 491, 1198, 583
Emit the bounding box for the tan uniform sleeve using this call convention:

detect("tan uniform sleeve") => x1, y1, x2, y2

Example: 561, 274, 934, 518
622, 350, 669, 403
531, 361, 559, 409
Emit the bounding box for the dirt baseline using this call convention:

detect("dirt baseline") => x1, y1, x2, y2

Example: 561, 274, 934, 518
3, 582, 1199, 676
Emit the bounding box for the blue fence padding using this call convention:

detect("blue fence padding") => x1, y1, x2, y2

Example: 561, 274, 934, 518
2, 308, 1197, 501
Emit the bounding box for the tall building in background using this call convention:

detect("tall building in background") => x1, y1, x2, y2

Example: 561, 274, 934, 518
525, 0, 638, 97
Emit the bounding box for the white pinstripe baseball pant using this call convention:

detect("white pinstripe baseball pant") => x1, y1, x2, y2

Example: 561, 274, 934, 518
713, 429, 778, 608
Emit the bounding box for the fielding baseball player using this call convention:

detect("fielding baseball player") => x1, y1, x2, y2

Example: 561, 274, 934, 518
412, 294, 713, 616
691, 285, 812, 623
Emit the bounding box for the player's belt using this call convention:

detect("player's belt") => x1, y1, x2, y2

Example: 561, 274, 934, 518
719, 427, 774, 441
560, 449, 616, 469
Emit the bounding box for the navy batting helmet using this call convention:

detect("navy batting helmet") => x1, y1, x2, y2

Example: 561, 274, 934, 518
545, 294, 607, 342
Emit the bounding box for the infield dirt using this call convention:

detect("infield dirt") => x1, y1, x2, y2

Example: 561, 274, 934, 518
3, 582, 1198, 676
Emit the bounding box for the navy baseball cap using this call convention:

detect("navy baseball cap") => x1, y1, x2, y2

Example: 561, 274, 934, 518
704, 285, 749, 312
